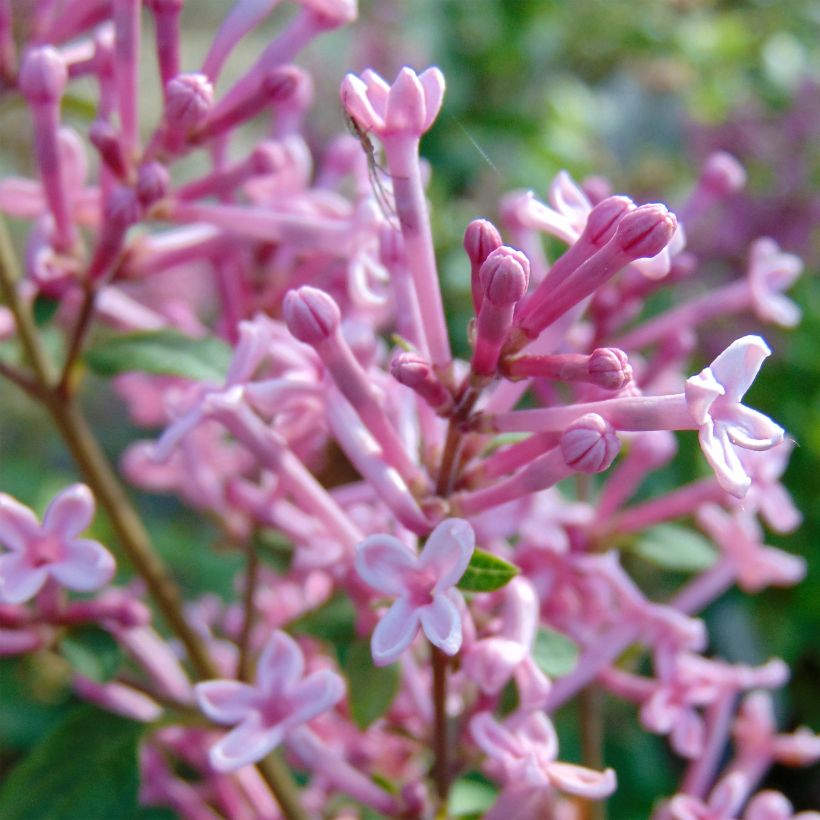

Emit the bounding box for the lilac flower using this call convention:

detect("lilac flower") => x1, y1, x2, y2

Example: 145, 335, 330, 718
355, 518, 474, 665
194, 630, 345, 772
0, 485, 115, 604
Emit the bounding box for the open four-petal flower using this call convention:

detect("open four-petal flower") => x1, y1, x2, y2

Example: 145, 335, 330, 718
355, 518, 474, 666
0, 484, 115, 604
195, 630, 345, 772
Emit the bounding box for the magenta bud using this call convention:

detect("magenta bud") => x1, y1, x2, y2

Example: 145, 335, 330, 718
165, 73, 213, 129
700, 151, 746, 197
583, 195, 633, 247
89, 121, 128, 178
588, 347, 632, 391
392, 352, 453, 414
250, 141, 286, 175
560, 413, 620, 473
136, 162, 170, 207
19, 46, 68, 104
145, 0, 185, 10
464, 219, 502, 267
581, 175, 613, 204
283, 286, 341, 345
105, 187, 141, 231
614, 203, 677, 259
479, 247, 530, 306
262, 66, 304, 102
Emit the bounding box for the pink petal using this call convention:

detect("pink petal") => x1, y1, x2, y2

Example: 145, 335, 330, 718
758, 483, 802, 533
49, 538, 115, 592
418, 67, 445, 132
0, 494, 40, 552
470, 711, 522, 760
209, 713, 282, 773
384, 67, 426, 135
355, 534, 417, 596
699, 422, 750, 498
419, 591, 462, 656
545, 761, 617, 799
371, 597, 419, 666
360, 68, 390, 116
256, 630, 304, 695
419, 518, 474, 590
462, 638, 525, 694
42, 484, 95, 538
708, 335, 770, 404
724, 405, 784, 450
744, 790, 794, 820
340, 73, 384, 133
0, 553, 48, 604
709, 771, 749, 815
195, 680, 257, 724
283, 670, 345, 729
671, 709, 705, 758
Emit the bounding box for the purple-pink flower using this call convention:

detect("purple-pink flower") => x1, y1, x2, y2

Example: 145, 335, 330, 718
0, 484, 115, 603
355, 517, 475, 665
194, 630, 345, 772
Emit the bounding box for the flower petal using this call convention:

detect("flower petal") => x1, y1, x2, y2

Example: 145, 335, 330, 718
419, 518, 474, 590
371, 597, 419, 666
708, 335, 770, 403
0, 494, 40, 552
49, 538, 115, 592
699, 422, 750, 498
195, 680, 257, 724
419, 592, 462, 656
724, 405, 784, 451
283, 669, 345, 729
470, 711, 522, 760
0, 552, 47, 604
256, 630, 304, 696
209, 713, 282, 773
42, 484, 95, 538
546, 761, 617, 799
356, 533, 417, 596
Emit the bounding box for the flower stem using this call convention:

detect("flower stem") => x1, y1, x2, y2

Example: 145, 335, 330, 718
431, 644, 450, 802
579, 685, 606, 820
238, 538, 260, 682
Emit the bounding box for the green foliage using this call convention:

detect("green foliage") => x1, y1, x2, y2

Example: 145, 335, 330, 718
289, 593, 358, 646
532, 626, 579, 678
448, 771, 498, 817
0, 706, 143, 819
85, 329, 231, 381
60, 627, 122, 683
342, 639, 400, 729
457, 548, 519, 592
626, 524, 718, 573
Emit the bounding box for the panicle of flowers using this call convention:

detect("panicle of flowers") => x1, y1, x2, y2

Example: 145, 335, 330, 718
0, 2, 814, 818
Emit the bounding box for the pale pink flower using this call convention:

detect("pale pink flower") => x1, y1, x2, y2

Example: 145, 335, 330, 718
667, 771, 749, 820
195, 630, 345, 772
685, 336, 785, 497
0, 485, 114, 604
355, 518, 475, 665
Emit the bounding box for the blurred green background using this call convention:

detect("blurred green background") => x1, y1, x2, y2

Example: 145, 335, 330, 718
0, 0, 818, 816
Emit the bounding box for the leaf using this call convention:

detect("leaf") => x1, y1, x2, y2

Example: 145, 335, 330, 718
289, 594, 357, 646
0, 706, 143, 819
628, 524, 718, 572
343, 639, 400, 729
457, 548, 519, 592
449, 772, 498, 817
60, 627, 122, 683
85, 329, 231, 381
532, 626, 579, 678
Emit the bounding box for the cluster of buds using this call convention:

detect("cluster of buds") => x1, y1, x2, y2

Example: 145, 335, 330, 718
0, 2, 815, 818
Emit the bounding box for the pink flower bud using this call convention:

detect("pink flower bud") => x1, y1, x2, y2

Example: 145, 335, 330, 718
583, 195, 634, 247
464, 219, 502, 267
136, 162, 170, 207
89, 121, 128, 178
391, 352, 453, 414
479, 246, 530, 307
165, 72, 213, 130
145, 0, 184, 10
700, 151, 746, 197
561, 413, 620, 473
19, 46, 68, 104
284, 286, 341, 344
105, 186, 141, 231
250, 140, 287, 175
614, 203, 677, 259
588, 347, 632, 391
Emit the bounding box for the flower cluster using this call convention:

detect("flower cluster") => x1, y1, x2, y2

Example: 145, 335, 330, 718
0, 2, 815, 818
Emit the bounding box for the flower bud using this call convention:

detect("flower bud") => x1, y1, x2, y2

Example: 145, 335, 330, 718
19, 46, 68, 104
614, 204, 677, 260
89, 121, 128, 178
464, 219, 502, 267
284, 286, 341, 344
588, 347, 632, 391
136, 162, 170, 207
479, 246, 530, 307
582, 195, 633, 248
700, 151, 746, 197
105, 187, 141, 231
165, 73, 213, 130
561, 413, 620, 473
391, 352, 453, 414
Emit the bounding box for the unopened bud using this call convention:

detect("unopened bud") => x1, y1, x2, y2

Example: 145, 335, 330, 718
479, 246, 530, 306
561, 413, 620, 473
391, 352, 453, 414
283, 286, 341, 345
165, 73, 213, 130
583, 196, 633, 248
136, 162, 170, 207
19, 46, 67, 104
614, 203, 677, 260
105, 187, 141, 231
701, 151, 746, 197
262, 66, 303, 102
588, 347, 632, 391
250, 141, 286, 175
89, 121, 128, 178
464, 219, 502, 267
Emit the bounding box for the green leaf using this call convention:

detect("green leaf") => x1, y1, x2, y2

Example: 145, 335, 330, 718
32, 295, 60, 327
457, 548, 519, 592
449, 772, 498, 817
532, 626, 579, 678
60, 627, 122, 683
343, 639, 400, 729
85, 329, 232, 381
628, 524, 718, 572
289, 593, 357, 646
0, 706, 143, 819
